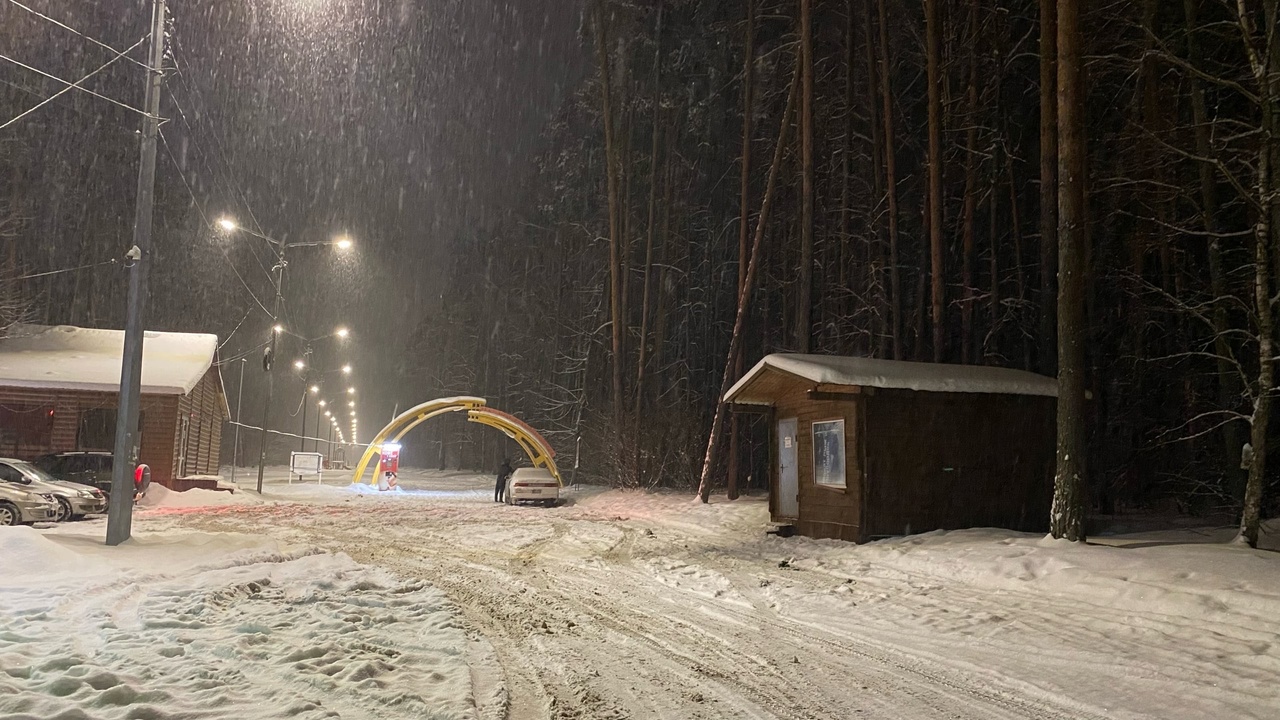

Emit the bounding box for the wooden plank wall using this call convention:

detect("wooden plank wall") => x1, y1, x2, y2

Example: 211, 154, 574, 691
773, 384, 865, 543
175, 369, 225, 477
862, 389, 1055, 538
0, 386, 178, 481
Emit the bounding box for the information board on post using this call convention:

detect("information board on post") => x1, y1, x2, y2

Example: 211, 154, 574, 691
290, 452, 325, 484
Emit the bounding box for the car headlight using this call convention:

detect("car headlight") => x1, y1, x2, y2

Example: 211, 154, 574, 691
39, 493, 57, 502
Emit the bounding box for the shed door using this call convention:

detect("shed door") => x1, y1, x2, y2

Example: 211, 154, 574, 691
776, 417, 799, 518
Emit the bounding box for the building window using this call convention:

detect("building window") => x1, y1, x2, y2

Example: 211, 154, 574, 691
78, 409, 145, 451
78, 408, 117, 450
812, 419, 847, 488
0, 405, 54, 449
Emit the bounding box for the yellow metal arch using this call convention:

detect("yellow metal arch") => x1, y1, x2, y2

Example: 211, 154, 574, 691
467, 408, 562, 485
351, 397, 562, 486
352, 396, 486, 485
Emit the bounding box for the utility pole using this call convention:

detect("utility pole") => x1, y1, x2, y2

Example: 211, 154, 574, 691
256, 249, 286, 493
230, 357, 246, 485
106, 0, 166, 547
298, 346, 312, 453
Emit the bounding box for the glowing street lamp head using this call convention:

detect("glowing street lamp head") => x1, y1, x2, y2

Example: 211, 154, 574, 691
336, 327, 350, 339
335, 236, 353, 251
293, 359, 305, 370
341, 364, 352, 374
349, 410, 355, 416
347, 387, 355, 394
318, 400, 327, 407
348, 400, 355, 407
309, 385, 320, 394
273, 324, 284, 334
324, 410, 331, 417
217, 217, 237, 232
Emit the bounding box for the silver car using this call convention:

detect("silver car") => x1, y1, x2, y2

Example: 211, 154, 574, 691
0, 459, 107, 522
0, 481, 59, 526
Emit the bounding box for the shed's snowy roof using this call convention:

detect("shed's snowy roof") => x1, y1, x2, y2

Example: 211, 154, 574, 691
725, 353, 1058, 404
0, 324, 219, 395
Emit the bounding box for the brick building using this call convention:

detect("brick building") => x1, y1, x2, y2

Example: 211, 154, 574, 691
0, 324, 228, 487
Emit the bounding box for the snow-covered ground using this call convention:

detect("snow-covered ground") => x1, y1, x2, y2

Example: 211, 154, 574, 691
4, 467, 1278, 719
0, 509, 478, 718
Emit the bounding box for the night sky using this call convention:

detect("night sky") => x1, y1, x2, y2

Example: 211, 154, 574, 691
2, 0, 586, 439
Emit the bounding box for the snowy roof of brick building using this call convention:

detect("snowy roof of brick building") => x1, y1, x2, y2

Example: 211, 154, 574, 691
724, 353, 1058, 404
0, 324, 220, 395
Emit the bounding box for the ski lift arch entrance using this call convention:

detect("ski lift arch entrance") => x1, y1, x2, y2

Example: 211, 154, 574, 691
351, 396, 562, 486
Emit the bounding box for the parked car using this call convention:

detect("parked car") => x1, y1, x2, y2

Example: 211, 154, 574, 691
505, 467, 561, 507
0, 459, 107, 522
34, 451, 116, 496
0, 479, 59, 526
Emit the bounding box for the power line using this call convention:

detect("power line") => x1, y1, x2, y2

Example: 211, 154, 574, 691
10, 258, 119, 281
159, 129, 273, 318
219, 305, 255, 350
2, 0, 152, 71
0, 51, 154, 119
166, 39, 270, 242
164, 83, 276, 285
0, 35, 148, 131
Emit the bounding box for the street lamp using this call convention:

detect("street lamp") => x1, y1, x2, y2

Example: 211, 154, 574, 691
294, 359, 305, 370
341, 364, 352, 374
336, 327, 350, 339
347, 387, 355, 394
309, 385, 319, 394
218, 215, 357, 493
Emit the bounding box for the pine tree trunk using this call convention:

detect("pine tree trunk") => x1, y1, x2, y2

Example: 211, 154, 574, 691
698, 59, 801, 503
876, 0, 903, 360
634, 2, 664, 487
862, 0, 886, 357
1183, 0, 1245, 501
1235, 0, 1277, 547
1039, 0, 1058, 374
926, 0, 945, 363
1050, 0, 1086, 542
594, 0, 626, 458
960, 1, 979, 363
729, 0, 754, 502
798, 0, 815, 353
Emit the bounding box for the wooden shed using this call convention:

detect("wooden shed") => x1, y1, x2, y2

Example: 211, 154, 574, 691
0, 324, 229, 488
725, 354, 1058, 543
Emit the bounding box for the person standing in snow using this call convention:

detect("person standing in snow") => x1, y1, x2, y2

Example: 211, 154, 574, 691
495, 459, 513, 503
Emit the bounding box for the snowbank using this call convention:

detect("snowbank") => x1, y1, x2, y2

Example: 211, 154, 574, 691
139, 483, 260, 509
0, 526, 476, 719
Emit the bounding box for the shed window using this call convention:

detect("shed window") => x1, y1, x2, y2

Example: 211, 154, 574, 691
812, 419, 847, 488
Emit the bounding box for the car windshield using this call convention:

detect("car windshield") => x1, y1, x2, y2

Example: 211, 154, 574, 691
12, 461, 60, 484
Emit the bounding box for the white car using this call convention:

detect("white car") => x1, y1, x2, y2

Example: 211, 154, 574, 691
505, 468, 560, 506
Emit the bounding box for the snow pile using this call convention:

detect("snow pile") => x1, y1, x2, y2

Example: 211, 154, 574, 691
0, 526, 98, 578
0, 527, 476, 719
726, 352, 1058, 403
779, 527, 1280, 625
139, 483, 260, 509
0, 323, 219, 394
